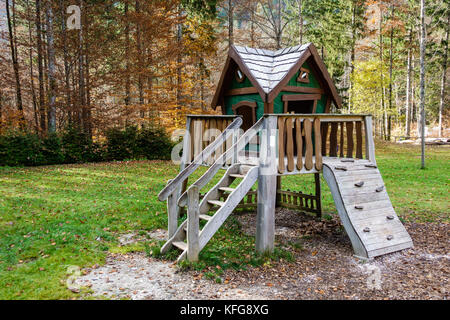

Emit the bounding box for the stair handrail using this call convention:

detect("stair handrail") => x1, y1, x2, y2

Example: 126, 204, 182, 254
158, 117, 243, 201
177, 117, 265, 207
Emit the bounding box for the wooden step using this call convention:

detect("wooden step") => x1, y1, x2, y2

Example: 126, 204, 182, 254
173, 241, 187, 251
219, 187, 236, 193
207, 200, 225, 207
230, 173, 246, 179
199, 214, 212, 221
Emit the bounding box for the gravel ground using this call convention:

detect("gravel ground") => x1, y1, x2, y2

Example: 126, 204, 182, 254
76, 209, 449, 300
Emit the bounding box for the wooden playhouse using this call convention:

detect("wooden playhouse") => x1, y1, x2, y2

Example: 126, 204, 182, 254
158, 43, 413, 262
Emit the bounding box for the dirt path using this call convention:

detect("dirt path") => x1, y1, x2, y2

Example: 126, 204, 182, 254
76, 209, 449, 300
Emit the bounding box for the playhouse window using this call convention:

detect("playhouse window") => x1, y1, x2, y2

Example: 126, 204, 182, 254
297, 67, 310, 84
236, 68, 245, 83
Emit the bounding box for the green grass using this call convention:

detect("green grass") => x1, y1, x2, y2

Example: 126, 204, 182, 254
0, 143, 448, 299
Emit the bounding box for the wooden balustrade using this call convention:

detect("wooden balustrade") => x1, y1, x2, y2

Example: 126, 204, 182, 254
187, 115, 239, 165
320, 117, 365, 159
276, 115, 371, 174
277, 116, 323, 174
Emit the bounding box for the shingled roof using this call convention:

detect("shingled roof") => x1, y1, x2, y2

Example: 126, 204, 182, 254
232, 44, 310, 94
211, 42, 342, 110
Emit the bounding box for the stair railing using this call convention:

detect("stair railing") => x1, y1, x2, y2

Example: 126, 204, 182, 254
177, 117, 265, 207
158, 116, 243, 238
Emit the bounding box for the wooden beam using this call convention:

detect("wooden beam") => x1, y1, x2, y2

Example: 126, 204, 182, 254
187, 186, 200, 262
256, 116, 277, 253
225, 87, 258, 96
282, 86, 324, 94
282, 94, 321, 102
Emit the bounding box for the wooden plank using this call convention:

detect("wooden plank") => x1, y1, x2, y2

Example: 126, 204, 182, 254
329, 122, 338, 157
346, 121, 354, 158
355, 121, 363, 159
304, 119, 314, 170
314, 118, 323, 171
225, 87, 259, 96
295, 118, 303, 170
314, 173, 322, 217
282, 86, 324, 94
193, 120, 203, 158
282, 94, 322, 102
167, 191, 178, 238
256, 170, 277, 253
286, 117, 295, 172
364, 116, 376, 164
339, 122, 345, 158
278, 117, 286, 173
321, 122, 329, 156
187, 186, 200, 262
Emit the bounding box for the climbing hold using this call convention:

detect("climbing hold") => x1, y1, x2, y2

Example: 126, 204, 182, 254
375, 186, 384, 192
363, 227, 370, 233
365, 164, 377, 168
354, 181, 364, 187
355, 205, 364, 210
335, 166, 347, 171
387, 215, 394, 220
341, 159, 355, 163
387, 235, 394, 240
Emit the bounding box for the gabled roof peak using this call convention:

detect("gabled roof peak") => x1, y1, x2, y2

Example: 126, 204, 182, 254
231, 43, 311, 94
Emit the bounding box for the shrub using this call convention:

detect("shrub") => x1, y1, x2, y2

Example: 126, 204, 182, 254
104, 126, 139, 161
60, 127, 103, 163
136, 125, 173, 160
0, 131, 43, 166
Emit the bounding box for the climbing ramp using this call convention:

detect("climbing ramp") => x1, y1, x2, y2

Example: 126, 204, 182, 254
322, 158, 413, 259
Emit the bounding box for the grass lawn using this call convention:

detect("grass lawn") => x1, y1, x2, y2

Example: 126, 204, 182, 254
0, 142, 448, 299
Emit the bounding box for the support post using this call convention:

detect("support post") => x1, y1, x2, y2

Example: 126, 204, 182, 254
314, 173, 322, 218
176, 117, 192, 217
256, 116, 277, 254
167, 188, 178, 239
364, 116, 376, 164
187, 185, 200, 262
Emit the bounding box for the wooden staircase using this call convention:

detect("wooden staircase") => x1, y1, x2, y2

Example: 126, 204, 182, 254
161, 163, 258, 262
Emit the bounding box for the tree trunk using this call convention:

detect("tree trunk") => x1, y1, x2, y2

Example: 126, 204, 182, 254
136, 0, 145, 119
6, 0, 25, 126
387, 4, 394, 141
438, 14, 449, 138
405, 28, 412, 139
27, 0, 39, 132
419, 0, 426, 169
36, 0, 46, 133
60, 0, 72, 126
124, 0, 131, 107
78, 0, 86, 128
379, 8, 386, 140
46, 0, 56, 133
228, 0, 234, 47
298, 0, 303, 44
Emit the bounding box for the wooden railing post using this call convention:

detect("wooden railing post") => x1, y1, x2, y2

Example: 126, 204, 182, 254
167, 182, 178, 239
187, 185, 200, 262
364, 116, 376, 164
256, 116, 277, 254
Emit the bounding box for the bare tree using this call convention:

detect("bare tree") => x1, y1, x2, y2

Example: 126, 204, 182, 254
419, 0, 426, 168
6, 0, 25, 126
45, 0, 56, 133
438, 13, 449, 138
